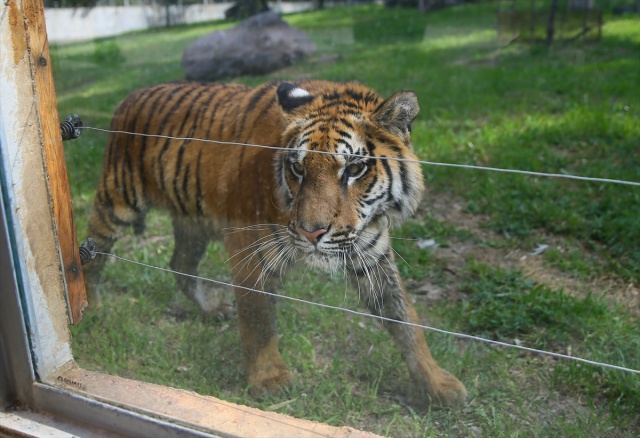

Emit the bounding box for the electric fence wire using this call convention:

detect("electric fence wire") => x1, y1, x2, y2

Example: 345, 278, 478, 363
80, 126, 640, 187
78, 125, 640, 375
97, 250, 640, 376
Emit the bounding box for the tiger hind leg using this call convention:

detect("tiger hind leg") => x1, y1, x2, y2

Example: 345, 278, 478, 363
84, 199, 147, 309
170, 217, 234, 320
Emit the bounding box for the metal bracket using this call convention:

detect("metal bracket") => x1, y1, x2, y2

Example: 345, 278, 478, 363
60, 114, 83, 141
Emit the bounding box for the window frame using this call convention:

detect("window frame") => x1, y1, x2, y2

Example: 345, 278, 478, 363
0, 1, 376, 436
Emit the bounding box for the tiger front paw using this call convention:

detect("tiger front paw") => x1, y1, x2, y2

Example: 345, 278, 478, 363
427, 370, 468, 407
248, 368, 293, 396
247, 351, 293, 395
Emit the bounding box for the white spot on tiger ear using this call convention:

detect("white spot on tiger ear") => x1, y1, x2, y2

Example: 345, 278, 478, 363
289, 87, 311, 98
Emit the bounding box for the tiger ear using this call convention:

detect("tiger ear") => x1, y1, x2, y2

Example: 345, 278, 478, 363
373, 91, 419, 135
277, 83, 314, 113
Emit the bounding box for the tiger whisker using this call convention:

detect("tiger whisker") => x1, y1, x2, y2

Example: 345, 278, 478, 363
223, 224, 288, 235
359, 229, 417, 242
356, 235, 396, 287
231, 237, 282, 282
228, 238, 277, 274
254, 241, 290, 289
226, 231, 288, 264
357, 229, 411, 269
352, 241, 382, 313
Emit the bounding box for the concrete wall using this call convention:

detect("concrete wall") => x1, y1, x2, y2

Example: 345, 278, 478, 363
45, 2, 315, 42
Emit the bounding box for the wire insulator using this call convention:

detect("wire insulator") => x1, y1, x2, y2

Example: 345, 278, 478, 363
79, 237, 97, 265
60, 114, 83, 141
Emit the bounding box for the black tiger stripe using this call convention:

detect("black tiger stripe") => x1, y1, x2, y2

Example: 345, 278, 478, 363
201, 85, 233, 140
386, 146, 410, 196
358, 230, 382, 251
181, 85, 224, 145
170, 86, 211, 138
397, 160, 409, 196
129, 86, 172, 203
205, 86, 248, 140
336, 139, 353, 153
249, 93, 279, 143
148, 85, 196, 189
301, 117, 324, 132
321, 91, 341, 101
156, 86, 202, 193
102, 210, 133, 231
170, 87, 216, 214
338, 117, 354, 129
121, 134, 136, 211
95, 197, 130, 228
345, 89, 364, 102
110, 133, 122, 203
234, 81, 278, 138
182, 164, 191, 203
194, 148, 204, 216
379, 156, 394, 203
364, 174, 378, 196
170, 90, 219, 213
173, 145, 188, 215
90, 206, 118, 235
363, 91, 379, 106
363, 190, 386, 206
317, 100, 360, 113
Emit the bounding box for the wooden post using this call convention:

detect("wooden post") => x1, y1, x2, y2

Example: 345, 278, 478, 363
19, 0, 88, 324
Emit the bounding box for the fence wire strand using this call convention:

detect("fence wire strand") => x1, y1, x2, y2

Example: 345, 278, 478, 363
96, 250, 640, 376
79, 124, 640, 375
80, 126, 640, 187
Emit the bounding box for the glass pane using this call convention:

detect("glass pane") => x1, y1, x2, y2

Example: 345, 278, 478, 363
51, 1, 640, 436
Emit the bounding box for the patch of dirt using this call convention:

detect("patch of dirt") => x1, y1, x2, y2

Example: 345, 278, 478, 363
409, 189, 640, 317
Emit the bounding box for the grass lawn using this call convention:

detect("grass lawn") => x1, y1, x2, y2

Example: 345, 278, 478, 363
52, 3, 639, 437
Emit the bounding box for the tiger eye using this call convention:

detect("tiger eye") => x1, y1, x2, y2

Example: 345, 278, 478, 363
345, 162, 365, 176
291, 161, 304, 177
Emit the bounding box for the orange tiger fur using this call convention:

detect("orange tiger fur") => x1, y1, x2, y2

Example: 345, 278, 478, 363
84, 80, 467, 406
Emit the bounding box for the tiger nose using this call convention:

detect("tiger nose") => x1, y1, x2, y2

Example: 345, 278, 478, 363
297, 226, 328, 244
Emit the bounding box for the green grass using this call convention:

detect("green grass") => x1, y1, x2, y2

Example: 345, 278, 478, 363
52, 3, 640, 437
454, 261, 639, 407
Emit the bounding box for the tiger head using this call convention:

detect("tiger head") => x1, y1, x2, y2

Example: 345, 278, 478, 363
274, 82, 425, 273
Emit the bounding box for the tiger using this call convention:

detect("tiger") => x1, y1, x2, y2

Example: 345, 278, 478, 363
84, 80, 468, 407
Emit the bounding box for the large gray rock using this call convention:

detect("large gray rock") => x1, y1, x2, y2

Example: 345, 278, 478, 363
182, 12, 316, 81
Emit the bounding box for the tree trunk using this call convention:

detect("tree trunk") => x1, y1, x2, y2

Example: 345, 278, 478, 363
227, 0, 269, 20
546, 0, 559, 45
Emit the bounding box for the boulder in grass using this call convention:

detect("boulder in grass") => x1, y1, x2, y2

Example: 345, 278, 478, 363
182, 11, 316, 81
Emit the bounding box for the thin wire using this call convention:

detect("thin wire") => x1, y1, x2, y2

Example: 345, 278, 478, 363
81, 126, 640, 188
96, 250, 640, 376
